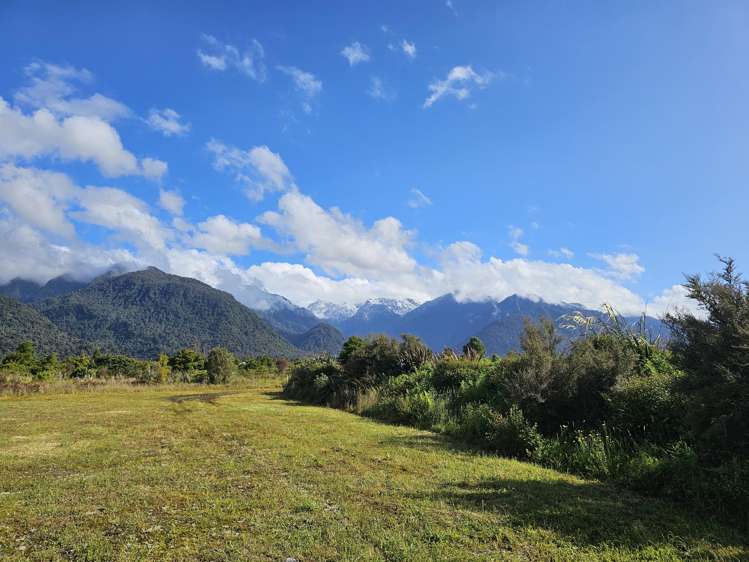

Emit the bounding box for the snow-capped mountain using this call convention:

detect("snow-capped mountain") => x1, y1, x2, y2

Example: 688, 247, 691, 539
307, 300, 358, 322
355, 298, 420, 318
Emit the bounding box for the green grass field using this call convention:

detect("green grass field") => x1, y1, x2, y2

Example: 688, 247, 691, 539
1, 382, 747, 561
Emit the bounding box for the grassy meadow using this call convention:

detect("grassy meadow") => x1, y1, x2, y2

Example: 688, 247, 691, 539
0, 381, 747, 561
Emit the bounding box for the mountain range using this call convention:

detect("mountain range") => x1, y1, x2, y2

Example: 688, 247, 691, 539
0, 267, 667, 359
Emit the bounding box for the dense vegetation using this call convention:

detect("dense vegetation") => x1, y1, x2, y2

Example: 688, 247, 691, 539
0, 296, 83, 357
284, 259, 749, 529
0, 340, 288, 393
34, 267, 298, 358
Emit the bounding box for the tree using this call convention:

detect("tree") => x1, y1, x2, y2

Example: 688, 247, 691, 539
462, 336, 486, 360
338, 336, 365, 366
665, 257, 749, 461
398, 334, 432, 372
206, 347, 236, 384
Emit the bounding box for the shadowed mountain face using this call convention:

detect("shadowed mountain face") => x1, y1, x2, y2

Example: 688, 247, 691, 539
34, 268, 299, 359
0, 276, 88, 303
0, 296, 83, 357
283, 323, 345, 355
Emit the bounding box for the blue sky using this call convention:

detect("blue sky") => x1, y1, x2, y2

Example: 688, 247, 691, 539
1, 1, 747, 314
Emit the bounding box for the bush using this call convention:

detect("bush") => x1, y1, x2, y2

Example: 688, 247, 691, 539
206, 347, 236, 384
283, 358, 345, 405
368, 389, 447, 430
454, 403, 541, 459
430, 358, 493, 393
531, 427, 632, 480
608, 369, 685, 443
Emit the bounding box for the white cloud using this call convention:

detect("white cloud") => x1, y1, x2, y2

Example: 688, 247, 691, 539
192, 214, 262, 256
437, 242, 648, 313
276, 65, 323, 98
260, 190, 416, 278
158, 189, 184, 216
206, 140, 295, 201
14, 62, 130, 122
508, 226, 529, 256
0, 164, 78, 238
401, 40, 417, 59
0, 213, 137, 285
446, 0, 458, 15
197, 34, 266, 81
548, 246, 574, 259
74, 186, 170, 250
368, 76, 395, 101
147, 107, 190, 137
246, 261, 426, 307
0, 97, 164, 179
591, 252, 645, 280
647, 284, 703, 318
341, 42, 371, 66
140, 157, 168, 181
408, 188, 432, 208
423, 65, 494, 108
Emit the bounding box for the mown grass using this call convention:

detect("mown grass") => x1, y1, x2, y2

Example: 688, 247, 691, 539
0, 382, 747, 561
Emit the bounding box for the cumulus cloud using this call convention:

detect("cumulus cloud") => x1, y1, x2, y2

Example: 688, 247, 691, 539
147, 108, 190, 137
591, 252, 645, 280
158, 189, 184, 216
423, 65, 494, 108
407, 188, 432, 208
508, 226, 529, 256
197, 34, 266, 81
14, 62, 130, 122
437, 241, 646, 313
192, 214, 263, 256
260, 190, 416, 278
276, 66, 322, 112
206, 140, 295, 201
140, 157, 168, 181
74, 186, 170, 250
0, 213, 137, 285
0, 97, 165, 179
341, 42, 370, 66
401, 40, 417, 59
647, 284, 702, 318
0, 164, 78, 238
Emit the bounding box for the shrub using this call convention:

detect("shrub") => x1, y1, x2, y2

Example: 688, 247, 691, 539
531, 426, 632, 480
398, 334, 432, 373
608, 369, 685, 443
368, 389, 447, 430
283, 357, 344, 405
430, 357, 493, 393
206, 347, 236, 384
462, 336, 486, 360
454, 403, 541, 459
342, 334, 401, 385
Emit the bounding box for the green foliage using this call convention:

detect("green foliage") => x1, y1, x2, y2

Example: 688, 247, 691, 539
430, 357, 493, 393
666, 257, 749, 462
462, 336, 485, 359
398, 334, 432, 372
206, 347, 236, 384
454, 403, 541, 459
35, 268, 297, 358
338, 335, 365, 365
0, 296, 82, 358
283, 357, 345, 405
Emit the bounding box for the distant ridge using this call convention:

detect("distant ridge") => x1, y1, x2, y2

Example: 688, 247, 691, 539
34, 268, 298, 358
